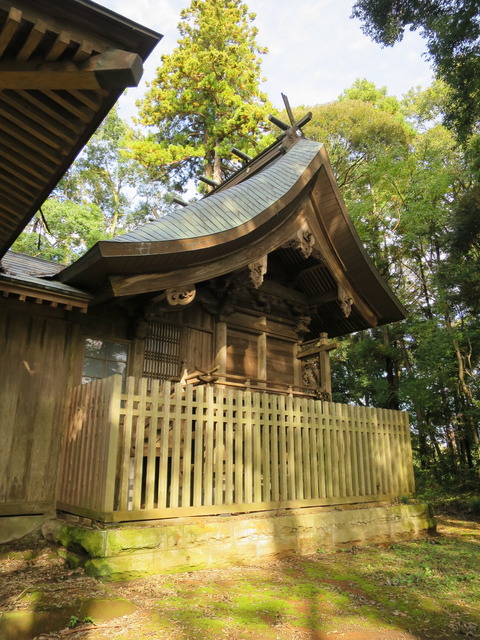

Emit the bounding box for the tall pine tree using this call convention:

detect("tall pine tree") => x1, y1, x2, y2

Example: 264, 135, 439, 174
132, 0, 275, 189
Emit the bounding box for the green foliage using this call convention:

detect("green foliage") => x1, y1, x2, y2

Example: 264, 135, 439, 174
318, 80, 480, 477
67, 615, 94, 628
66, 108, 169, 237
14, 108, 171, 263
133, 0, 275, 187
12, 199, 106, 265
351, 0, 480, 140
339, 77, 402, 114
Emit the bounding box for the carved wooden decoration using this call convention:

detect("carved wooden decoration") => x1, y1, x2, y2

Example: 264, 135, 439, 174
166, 286, 196, 306
302, 358, 331, 401
281, 226, 315, 259
296, 228, 315, 259
295, 315, 311, 337
248, 256, 268, 289
338, 284, 354, 318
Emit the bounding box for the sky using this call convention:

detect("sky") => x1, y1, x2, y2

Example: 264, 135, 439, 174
99, 0, 435, 123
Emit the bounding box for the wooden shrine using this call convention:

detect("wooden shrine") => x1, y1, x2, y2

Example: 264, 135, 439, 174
0, 1, 428, 554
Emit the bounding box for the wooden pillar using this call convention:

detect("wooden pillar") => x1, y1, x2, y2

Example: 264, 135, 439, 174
293, 341, 302, 388
215, 321, 227, 381
129, 337, 146, 379
318, 332, 332, 395
257, 331, 267, 387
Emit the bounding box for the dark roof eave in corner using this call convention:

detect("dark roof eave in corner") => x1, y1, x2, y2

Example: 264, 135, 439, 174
21, 0, 162, 58
0, 0, 163, 260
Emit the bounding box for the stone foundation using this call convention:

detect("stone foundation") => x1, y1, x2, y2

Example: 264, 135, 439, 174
0, 514, 52, 544
42, 502, 436, 581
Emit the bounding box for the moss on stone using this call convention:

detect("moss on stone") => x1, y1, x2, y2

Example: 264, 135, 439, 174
55, 525, 105, 558
106, 527, 167, 555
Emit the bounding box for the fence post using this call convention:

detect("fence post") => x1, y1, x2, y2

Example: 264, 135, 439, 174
101, 375, 122, 513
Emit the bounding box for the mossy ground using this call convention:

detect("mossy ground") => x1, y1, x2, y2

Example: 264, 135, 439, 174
0, 515, 478, 639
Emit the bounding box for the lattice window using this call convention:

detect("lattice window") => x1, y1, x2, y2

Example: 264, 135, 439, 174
82, 338, 128, 384
143, 322, 181, 381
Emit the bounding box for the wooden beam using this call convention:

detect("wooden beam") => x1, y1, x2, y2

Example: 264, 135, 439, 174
56, 494, 406, 523
16, 19, 47, 61
72, 40, 93, 63
297, 341, 338, 359
0, 97, 67, 151
0, 6, 22, 57
43, 90, 94, 123
0, 90, 78, 143
0, 102, 65, 159
45, 30, 71, 62
0, 48, 143, 90
70, 89, 103, 111
17, 89, 85, 134
0, 139, 56, 178
0, 156, 44, 190
0, 502, 52, 516
0, 281, 90, 310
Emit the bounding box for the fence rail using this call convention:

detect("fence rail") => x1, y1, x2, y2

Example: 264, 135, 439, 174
57, 376, 415, 522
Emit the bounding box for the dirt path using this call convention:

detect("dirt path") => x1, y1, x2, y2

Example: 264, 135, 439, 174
1, 516, 479, 640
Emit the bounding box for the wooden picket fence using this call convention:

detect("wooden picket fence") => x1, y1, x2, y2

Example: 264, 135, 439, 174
57, 375, 415, 523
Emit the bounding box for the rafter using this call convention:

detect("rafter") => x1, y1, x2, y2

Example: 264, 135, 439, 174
0, 48, 143, 90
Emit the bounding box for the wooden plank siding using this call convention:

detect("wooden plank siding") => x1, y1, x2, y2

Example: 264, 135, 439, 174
0, 305, 80, 515
57, 376, 416, 523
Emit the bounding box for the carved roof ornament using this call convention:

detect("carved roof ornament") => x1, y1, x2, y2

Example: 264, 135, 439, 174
166, 285, 196, 306
295, 315, 311, 337
248, 256, 268, 289
297, 228, 315, 259
281, 226, 315, 259
338, 284, 354, 318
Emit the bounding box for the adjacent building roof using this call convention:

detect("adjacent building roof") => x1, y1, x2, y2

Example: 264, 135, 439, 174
2, 249, 64, 277
0, 0, 162, 259
0, 251, 90, 310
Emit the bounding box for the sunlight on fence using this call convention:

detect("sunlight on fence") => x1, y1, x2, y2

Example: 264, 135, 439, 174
57, 376, 415, 522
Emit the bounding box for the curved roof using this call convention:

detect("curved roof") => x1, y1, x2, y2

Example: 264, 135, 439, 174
112, 139, 322, 244
58, 136, 323, 286
58, 131, 406, 337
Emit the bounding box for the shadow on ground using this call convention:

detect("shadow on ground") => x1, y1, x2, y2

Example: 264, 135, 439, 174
0, 515, 478, 639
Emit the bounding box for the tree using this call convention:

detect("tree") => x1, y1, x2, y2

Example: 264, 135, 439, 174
293, 81, 479, 478
291, 90, 412, 280
351, 0, 480, 140
12, 199, 106, 265
69, 108, 169, 237
132, 0, 275, 188
14, 108, 170, 264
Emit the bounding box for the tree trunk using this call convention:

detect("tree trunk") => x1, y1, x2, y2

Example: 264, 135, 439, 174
382, 326, 400, 410
213, 148, 222, 184
444, 313, 480, 455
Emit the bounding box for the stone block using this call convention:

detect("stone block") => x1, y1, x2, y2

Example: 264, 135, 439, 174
106, 526, 168, 555
182, 521, 233, 547
42, 502, 435, 578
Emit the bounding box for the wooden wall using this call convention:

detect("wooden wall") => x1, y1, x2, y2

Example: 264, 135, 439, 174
222, 310, 299, 386
0, 301, 81, 516
180, 306, 214, 374
0, 294, 298, 520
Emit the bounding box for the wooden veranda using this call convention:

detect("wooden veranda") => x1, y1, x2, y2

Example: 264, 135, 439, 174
57, 376, 415, 523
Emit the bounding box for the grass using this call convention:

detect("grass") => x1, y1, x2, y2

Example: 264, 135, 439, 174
1, 514, 479, 639
106, 515, 479, 639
